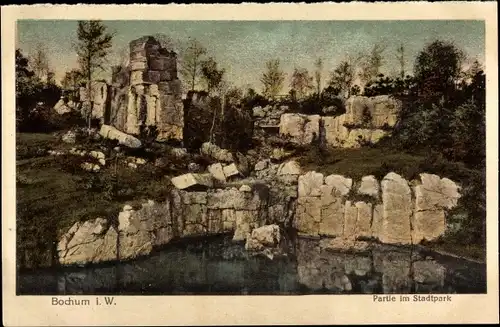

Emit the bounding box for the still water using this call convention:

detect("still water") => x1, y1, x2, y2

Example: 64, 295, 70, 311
17, 236, 486, 295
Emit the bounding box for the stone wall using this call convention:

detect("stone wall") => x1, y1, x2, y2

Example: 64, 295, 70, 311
78, 81, 110, 121
277, 95, 402, 148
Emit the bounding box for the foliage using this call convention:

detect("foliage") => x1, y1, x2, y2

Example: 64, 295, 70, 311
328, 60, 355, 98
414, 40, 465, 98
15, 49, 63, 132
260, 59, 286, 100
363, 74, 417, 96
75, 20, 114, 128
200, 57, 225, 94
179, 38, 208, 92
290, 67, 314, 100
358, 43, 387, 87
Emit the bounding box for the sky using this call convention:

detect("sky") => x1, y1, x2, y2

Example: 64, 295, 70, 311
16, 20, 485, 92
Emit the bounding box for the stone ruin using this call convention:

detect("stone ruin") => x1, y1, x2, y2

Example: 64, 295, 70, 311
78, 36, 184, 141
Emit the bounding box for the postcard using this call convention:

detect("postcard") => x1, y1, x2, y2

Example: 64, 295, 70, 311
2, 2, 498, 326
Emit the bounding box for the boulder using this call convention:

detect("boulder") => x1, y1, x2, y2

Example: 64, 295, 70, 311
412, 173, 461, 243
58, 218, 118, 265
298, 171, 324, 197
277, 160, 301, 176
99, 124, 142, 149
358, 175, 380, 198
171, 173, 214, 190
208, 163, 226, 182
379, 172, 412, 245
324, 174, 352, 196
53, 98, 73, 115
239, 184, 252, 192
279, 113, 321, 145
254, 159, 270, 171
223, 163, 241, 179
252, 106, 267, 118
245, 224, 286, 259
90, 150, 105, 160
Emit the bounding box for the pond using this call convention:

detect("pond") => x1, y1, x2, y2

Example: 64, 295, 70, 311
17, 236, 486, 295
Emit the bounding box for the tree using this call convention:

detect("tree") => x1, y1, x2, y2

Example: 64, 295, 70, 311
61, 69, 84, 91
358, 43, 387, 87
260, 59, 286, 100
179, 38, 207, 92
396, 44, 406, 79
328, 60, 355, 98
153, 33, 178, 52
201, 57, 225, 95
314, 58, 323, 96
290, 67, 314, 100
30, 44, 50, 82
414, 40, 465, 98
75, 20, 113, 130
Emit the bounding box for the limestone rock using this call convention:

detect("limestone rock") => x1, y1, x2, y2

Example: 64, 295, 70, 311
298, 171, 324, 197
277, 160, 301, 176
252, 106, 267, 118
412, 173, 461, 243
232, 210, 257, 241
254, 159, 269, 171
171, 173, 214, 190
99, 124, 142, 149
322, 115, 349, 147
295, 196, 321, 236
208, 163, 226, 182
239, 185, 252, 192
58, 218, 118, 265
358, 175, 380, 198
319, 184, 345, 237
223, 163, 241, 178
53, 98, 73, 115
90, 150, 105, 160
355, 201, 372, 238
279, 113, 321, 145
379, 172, 412, 245
245, 224, 286, 259
325, 174, 352, 196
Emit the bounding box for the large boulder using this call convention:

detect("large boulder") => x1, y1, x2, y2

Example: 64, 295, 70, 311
379, 172, 412, 245
58, 218, 118, 265
245, 224, 286, 259
171, 173, 214, 190
99, 124, 142, 149
279, 113, 321, 145
412, 173, 461, 243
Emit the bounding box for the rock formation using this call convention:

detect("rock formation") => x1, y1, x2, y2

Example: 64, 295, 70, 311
276, 95, 402, 148
57, 162, 462, 266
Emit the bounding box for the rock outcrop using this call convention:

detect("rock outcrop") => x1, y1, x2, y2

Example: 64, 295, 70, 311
57, 165, 462, 266
99, 124, 142, 148
278, 95, 402, 148
279, 113, 321, 145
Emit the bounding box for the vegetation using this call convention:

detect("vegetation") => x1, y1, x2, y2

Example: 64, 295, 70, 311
75, 20, 114, 130
260, 59, 286, 100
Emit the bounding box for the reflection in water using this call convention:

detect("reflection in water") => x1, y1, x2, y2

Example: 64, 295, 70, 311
17, 236, 486, 295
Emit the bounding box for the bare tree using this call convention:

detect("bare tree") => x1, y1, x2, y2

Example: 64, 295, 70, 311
260, 59, 286, 100
30, 43, 50, 82
179, 38, 207, 92
290, 67, 314, 100
75, 20, 114, 131
396, 43, 406, 79
314, 58, 323, 97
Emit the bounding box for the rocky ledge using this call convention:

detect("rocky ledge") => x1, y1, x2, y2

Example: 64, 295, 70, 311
58, 159, 461, 266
